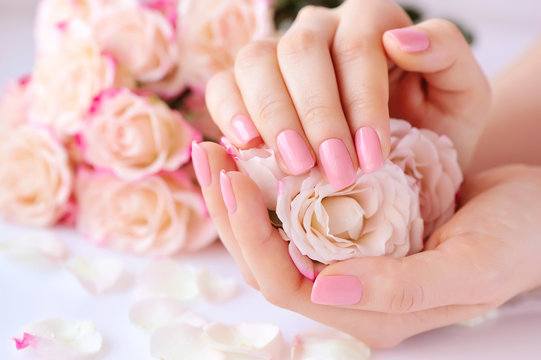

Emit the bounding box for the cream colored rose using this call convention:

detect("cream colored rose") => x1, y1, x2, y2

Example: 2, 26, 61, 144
80, 89, 199, 181
276, 164, 424, 264
92, 4, 183, 97
76, 169, 217, 256
28, 24, 134, 138
0, 76, 30, 129
388, 119, 463, 237
0, 126, 73, 227
178, 0, 273, 87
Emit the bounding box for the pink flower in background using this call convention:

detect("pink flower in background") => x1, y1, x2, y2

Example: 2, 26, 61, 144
92, 3, 184, 97
76, 169, 217, 256
389, 119, 463, 237
178, 0, 274, 87
28, 25, 135, 137
0, 76, 30, 129
0, 126, 73, 227
276, 164, 423, 265
80, 88, 200, 181
181, 88, 224, 142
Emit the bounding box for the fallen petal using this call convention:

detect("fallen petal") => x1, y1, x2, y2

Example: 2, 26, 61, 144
13, 318, 102, 359
0, 230, 68, 263
459, 309, 499, 328
291, 328, 370, 360
66, 257, 124, 295
130, 298, 188, 330
197, 268, 240, 303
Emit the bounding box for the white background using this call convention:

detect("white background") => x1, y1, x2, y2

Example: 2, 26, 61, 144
1, 0, 541, 359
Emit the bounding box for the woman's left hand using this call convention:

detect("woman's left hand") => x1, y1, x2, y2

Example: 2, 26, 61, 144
193, 141, 541, 348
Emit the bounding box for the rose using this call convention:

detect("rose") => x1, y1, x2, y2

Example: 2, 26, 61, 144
76, 169, 217, 256
276, 164, 424, 265
28, 23, 135, 138
92, 4, 183, 98
0, 76, 30, 129
178, 0, 274, 87
79, 88, 200, 181
388, 119, 463, 237
0, 126, 73, 227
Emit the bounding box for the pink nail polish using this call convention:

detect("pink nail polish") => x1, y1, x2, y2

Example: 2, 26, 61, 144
311, 275, 363, 306
355, 127, 383, 174
276, 130, 315, 175
220, 170, 237, 214
191, 141, 211, 187
231, 115, 259, 144
386, 28, 430, 53
319, 138, 355, 189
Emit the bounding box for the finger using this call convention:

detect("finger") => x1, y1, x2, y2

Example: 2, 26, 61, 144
277, 6, 357, 189
191, 142, 258, 289
332, 0, 411, 171
205, 70, 262, 148
234, 40, 316, 176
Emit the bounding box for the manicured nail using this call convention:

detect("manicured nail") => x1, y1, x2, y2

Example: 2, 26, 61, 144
191, 141, 211, 187
385, 28, 430, 53
220, 170, 237, 214
355, 127, 383, 174
231, 114, 259, 144
276, 130, 315, 175
311, 275, 363, 306
319, 138, 355, 189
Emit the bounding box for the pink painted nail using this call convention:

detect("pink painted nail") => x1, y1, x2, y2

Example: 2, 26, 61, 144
355, 127, 383, 174
311, 276, 363, 306
220, 170, 237, 214
385, 28, 430, 53
319, 138, 355, 189
276, 130, 315, 175
191, 141, 211, 187
231, 114, 260, 144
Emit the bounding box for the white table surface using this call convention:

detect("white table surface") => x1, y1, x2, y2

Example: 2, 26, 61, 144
1, 1, 541, 359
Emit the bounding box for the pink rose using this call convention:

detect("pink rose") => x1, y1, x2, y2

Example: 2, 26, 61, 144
92, 4, 184, 98
0, 126, 73, 227
276, 164, 424, 265
388, 119, 463, 237
76, 169, 217, 256
80, 88, 200, 181
28, 25, 135, 137
0, 76, 30, 129
178, 0, 274, 87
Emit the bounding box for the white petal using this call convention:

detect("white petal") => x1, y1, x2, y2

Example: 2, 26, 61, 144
459, 309, 499, 328
135, 260, 200, 302
197, 268, 240, 303
13, 318, 102, 359
66, 257, 124, 295
0, 230, 68, 263
291, 328, 370, 360
203, 323, 284, 359
151, 322, 225, 360
130, 298, 188, 330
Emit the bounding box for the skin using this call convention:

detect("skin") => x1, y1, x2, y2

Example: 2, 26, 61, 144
200, 0, 541, 349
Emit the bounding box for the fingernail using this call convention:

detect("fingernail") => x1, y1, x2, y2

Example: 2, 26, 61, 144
276, 130, 315, 175
319, 138, 355, 189
355, 127, 383, 174
231, 114, 259, 144
385, 28, 430, 53
192, 141, 211, 187
220, 170, 237, 214
311, 275, 363, 306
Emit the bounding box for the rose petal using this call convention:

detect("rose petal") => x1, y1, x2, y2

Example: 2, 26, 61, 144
0, 230, 68, 263
151, 322, 225, 360
13, 318, 102, 359
136, 260, 200, 302
291, 328, 370, 360
130, 298, 190, 330
203, 322, 285, 359
66, 257, 124, 295
459, 309, 499, 328
197, 268, 240, 303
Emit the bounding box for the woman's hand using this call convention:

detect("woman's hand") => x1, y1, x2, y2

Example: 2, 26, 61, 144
192, 141, 541, 348
205, 0, 490, 190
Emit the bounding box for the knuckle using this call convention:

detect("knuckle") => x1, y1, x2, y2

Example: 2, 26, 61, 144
332, 36, 371, 65
300, 99, 335, 126
386, 280, 425, 314
255, 94, 286, 124
235, 40, 276, 70
429, 18, 462, 39
278, 28, 322, 58
296, 5, 318, 19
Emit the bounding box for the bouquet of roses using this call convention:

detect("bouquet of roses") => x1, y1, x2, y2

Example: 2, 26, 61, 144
0, 0, 274, 256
